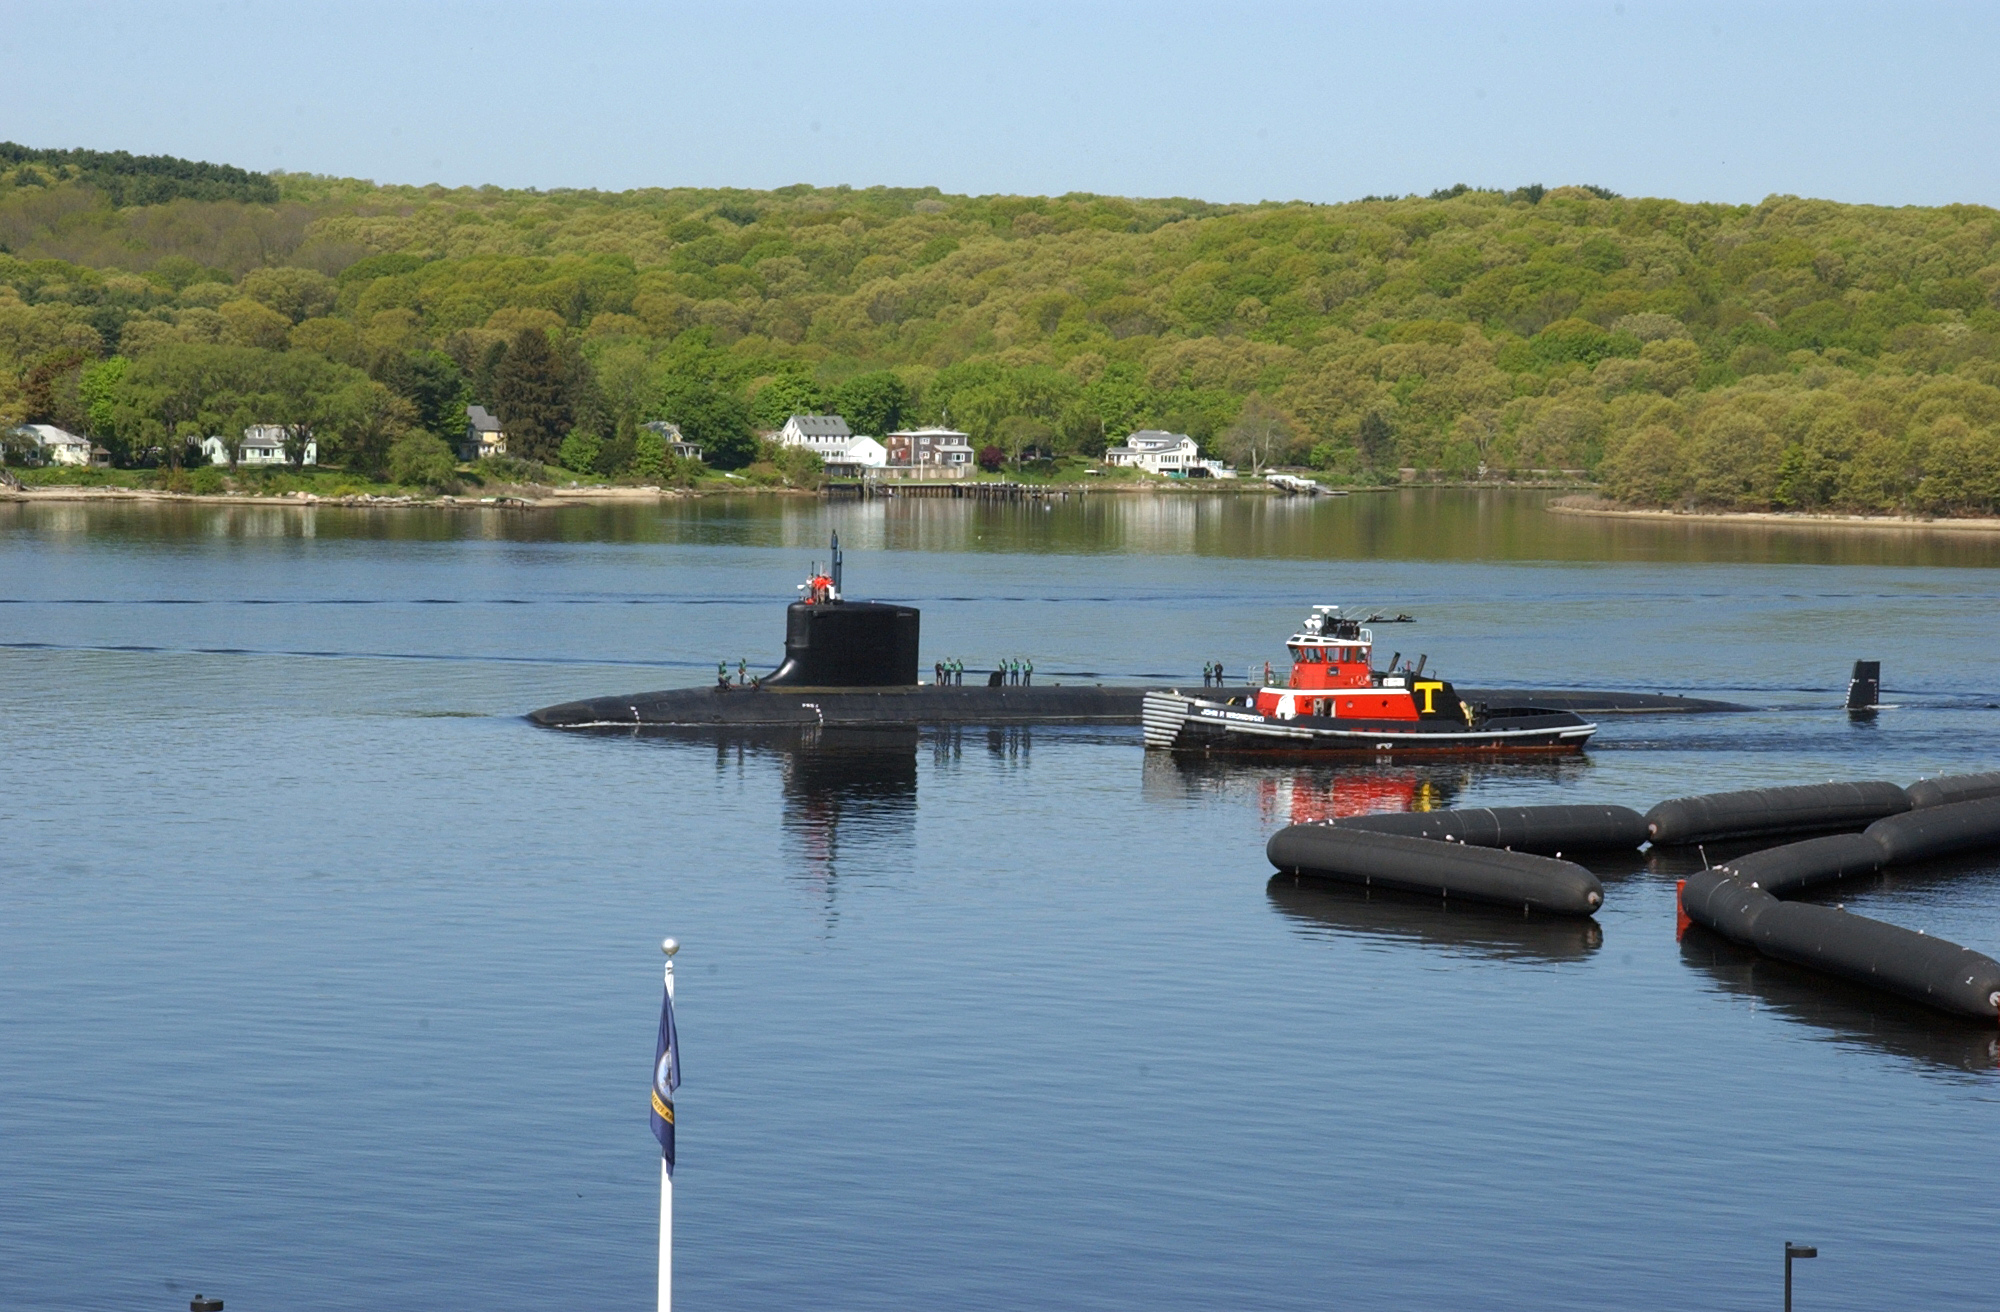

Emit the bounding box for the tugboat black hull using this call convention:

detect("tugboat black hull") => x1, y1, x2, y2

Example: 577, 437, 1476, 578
1144, 692, 1596, 756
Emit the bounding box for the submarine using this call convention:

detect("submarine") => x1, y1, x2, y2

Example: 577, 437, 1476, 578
528, 535, 1155, 729
526, 534, 1755, 731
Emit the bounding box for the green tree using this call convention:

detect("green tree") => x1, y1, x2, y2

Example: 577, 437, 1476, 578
388, 431, 459, 490
765, 441, 824, 489
375, 349, 468, 436
266, 352, 368, 466
78, 356, 126, 442
626, 426, 667, 479
238, 267, 338, 323
830, 371, 906, 435
1357, 410, 1395, 465
493, 328, 569, 462
330, 382, 415, 479
559, 429, 602, 474
1221, 393, 1293, 473
110, 343, 268, 468
749, 373, 824, 429
661, 379, 756, 469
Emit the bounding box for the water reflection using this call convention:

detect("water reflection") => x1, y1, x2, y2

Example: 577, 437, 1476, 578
13, 490, 2000, 565
593, 724, 920, 917
1679, 927, 2000, 1078
1268, 874, 1604, 963
1142, 752, 1592, 827
773, 727, 919, 896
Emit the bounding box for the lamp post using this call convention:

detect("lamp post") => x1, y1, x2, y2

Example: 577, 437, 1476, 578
1784, 1242, 1817, 1312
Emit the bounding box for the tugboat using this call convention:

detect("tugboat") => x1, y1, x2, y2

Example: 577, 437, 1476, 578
1142, 605, 1597, 755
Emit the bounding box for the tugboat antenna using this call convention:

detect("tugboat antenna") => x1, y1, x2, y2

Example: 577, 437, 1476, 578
831, 532, 843, 598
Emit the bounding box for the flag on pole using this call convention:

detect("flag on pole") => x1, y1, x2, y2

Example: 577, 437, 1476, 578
651, 980, 680, 1176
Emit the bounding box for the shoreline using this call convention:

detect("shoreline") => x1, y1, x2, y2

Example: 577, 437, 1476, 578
1548, 496, 2000, 534
0, 484, 702, 509
0, 477, 1595, 509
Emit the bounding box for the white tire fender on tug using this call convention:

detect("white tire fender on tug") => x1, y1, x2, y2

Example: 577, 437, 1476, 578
1142, 691, 1192, 749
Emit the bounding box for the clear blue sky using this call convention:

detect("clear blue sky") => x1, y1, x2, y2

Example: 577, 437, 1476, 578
11, 1, 1999, 208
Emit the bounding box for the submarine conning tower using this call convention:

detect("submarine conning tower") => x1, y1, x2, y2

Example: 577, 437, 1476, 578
762, 533, 920, 687
764, 599, 920, 686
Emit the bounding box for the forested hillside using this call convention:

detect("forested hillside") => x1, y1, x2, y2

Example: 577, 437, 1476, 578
4, 152, 2000, 510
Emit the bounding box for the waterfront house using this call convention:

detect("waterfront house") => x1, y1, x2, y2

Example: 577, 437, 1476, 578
1103, 430, 1236, 478
642, 420, 705, 462
7, 423, 93, 466
883, 427, 975, 478
200, 426, 313, 467
462, 406, 506, 461
775, 414, 855, 453
821, 435, 889, 477
241, 424, 315, 466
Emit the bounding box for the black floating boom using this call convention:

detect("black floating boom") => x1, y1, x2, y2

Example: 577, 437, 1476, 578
1681, 869, 2000, 1019
1865, 796, 2000, 865
1905, 771, 2000, 811
1644, 781, 1910, 845
1267, 824, 1604, 917
1679, 788, 2000, 1019
1722, 832, 1886, 897
1331, 804, 1647, 853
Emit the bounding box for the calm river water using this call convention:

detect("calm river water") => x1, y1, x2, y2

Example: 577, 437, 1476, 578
3, 490, 1998, 1312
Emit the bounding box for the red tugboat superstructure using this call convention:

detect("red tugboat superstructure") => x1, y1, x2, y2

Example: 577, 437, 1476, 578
1143, 604, 1597, 755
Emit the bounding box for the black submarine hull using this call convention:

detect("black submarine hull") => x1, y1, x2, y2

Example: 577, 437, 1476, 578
526, 683, 1751, 729
527, 682, 1158, 728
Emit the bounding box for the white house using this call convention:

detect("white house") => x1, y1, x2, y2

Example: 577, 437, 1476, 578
642, 420, 705, 462
205, 424, 315, 467
821, 435, 889, 477
462, 406, 506, 461
776, 413, 891, 477
1103, 429, 1236, 478
775, 414, 855, 453
8, 423, 93, 466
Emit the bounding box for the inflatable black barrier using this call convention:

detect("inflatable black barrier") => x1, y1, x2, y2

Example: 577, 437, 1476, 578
1644, 781, 1911, 846
1679, 870, 2000, 1019
1868, 796, 2000, 864
1906, 770, 2000, 810
1265, 824, 1605, 917
1262, 770, 2000, 1013
1723, 832, 1887, 896
1330, 803, 1648, 853
1674, 795, 2000, 1019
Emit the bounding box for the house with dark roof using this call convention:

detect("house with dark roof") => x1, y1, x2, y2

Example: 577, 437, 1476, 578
774, 414, 854, 451
462, 406, 506, 461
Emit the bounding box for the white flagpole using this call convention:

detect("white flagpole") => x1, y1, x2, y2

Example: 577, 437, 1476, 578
659, 936, 678, 1312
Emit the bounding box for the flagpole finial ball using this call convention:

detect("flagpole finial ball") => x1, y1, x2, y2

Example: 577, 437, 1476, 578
661, 937, 680, 957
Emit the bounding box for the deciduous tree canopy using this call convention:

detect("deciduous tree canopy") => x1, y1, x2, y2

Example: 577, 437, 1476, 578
4, 156, 2000, 510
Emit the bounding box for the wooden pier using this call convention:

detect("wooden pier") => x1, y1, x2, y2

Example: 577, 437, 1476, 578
824, 480, 1074, 501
